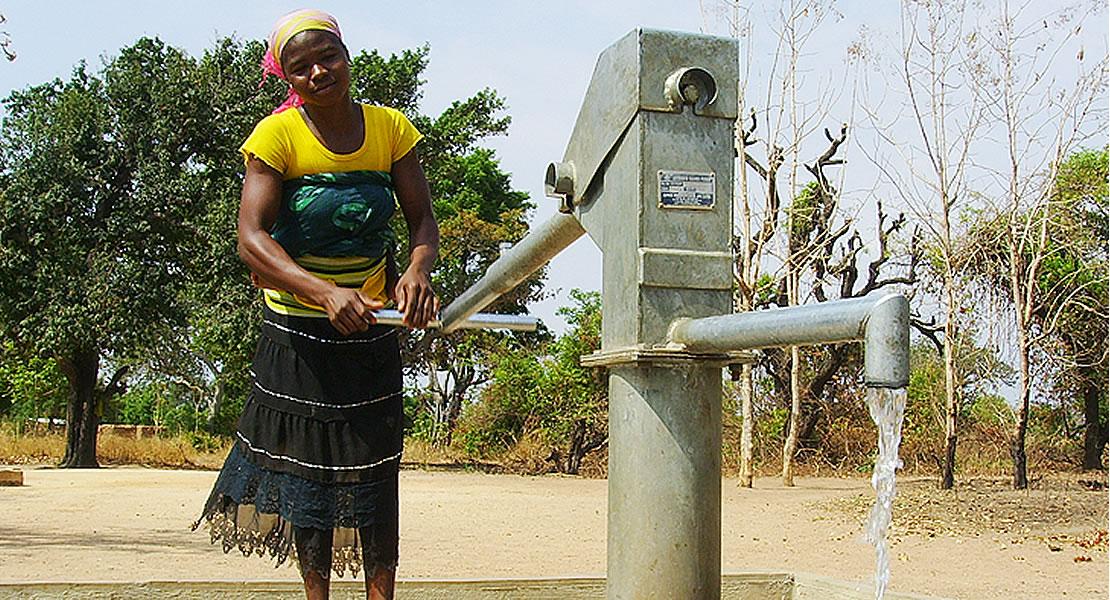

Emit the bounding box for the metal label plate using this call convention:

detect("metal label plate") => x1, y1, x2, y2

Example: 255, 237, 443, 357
658, 170, 715, 209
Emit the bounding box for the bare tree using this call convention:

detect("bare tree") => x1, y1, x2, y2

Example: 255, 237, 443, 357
962, 0, 1106, 488
704, 0, 915, 484
859, 0, 987, 489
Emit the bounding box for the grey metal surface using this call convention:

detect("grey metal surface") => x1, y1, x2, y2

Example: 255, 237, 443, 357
439, 28, 742, 600
560, 29, 738, 230
608, 365, 723, 600
560, 29, 739, 600
437, 213, 585, 333
667, 293, 911, 388
371, 310, 538, 332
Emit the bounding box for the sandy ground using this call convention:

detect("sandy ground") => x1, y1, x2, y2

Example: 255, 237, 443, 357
0, 466, 1105, 599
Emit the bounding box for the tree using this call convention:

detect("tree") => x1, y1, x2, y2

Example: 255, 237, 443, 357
953, 1, 1105, 487
352, 59, 543, 444
858, 0, 989, 489
167, 41, 537, 440
0, 342, 67, 430
466, 289, 607, 474
1047, 148, 1108, 470
165, 37, 285, 434
702, 0, 915, 485
0, 38, 219, 467
963, 147, 1108, 474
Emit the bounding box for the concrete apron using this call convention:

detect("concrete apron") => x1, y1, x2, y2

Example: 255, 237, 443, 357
0, 573, 951, 599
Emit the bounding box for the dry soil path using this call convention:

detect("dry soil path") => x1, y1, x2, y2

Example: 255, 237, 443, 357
0, 467, 1104, 599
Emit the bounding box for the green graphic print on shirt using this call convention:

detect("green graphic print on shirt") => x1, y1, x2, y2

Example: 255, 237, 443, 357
270, 170, 397, 259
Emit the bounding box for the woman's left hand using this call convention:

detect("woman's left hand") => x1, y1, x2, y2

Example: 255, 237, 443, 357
394, 265, 439, 329
391, 148, 440, 330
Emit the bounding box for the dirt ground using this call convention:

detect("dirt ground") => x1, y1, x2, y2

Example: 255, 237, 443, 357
0, 466, 1105, 599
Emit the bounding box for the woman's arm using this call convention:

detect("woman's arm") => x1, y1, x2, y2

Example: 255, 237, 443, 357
237, 157, 382, 335
391, 149, 440, 328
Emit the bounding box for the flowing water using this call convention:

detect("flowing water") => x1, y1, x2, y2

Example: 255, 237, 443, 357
863, 386, 907, 600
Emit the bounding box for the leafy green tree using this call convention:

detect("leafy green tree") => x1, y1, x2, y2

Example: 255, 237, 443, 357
344, 50, 543, 443
177, 42, 537, 443
0, 34, 537, 463
0, 342, 67, 429
464, 289, 606, 474
0, 38, 218, 466
1040, 148, 1108, 469
961, 147, 1108, 474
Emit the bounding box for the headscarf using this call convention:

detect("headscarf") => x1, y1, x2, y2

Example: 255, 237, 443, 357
261, 9, 343, 114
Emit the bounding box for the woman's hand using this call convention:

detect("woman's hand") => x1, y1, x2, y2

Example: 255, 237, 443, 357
320, 286, 385, 336
391, 149, 440, 330
394, 265, 439, 329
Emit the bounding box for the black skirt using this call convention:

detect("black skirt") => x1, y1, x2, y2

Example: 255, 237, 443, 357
195, 307, 403, 578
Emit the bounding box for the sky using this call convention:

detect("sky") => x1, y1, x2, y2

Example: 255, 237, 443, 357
0, 1, 1105, 334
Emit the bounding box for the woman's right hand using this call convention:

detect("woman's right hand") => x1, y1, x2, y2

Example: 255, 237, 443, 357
319, 286, 384, 336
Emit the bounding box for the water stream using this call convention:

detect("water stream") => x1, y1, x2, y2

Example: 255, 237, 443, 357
863, 386, 907, 600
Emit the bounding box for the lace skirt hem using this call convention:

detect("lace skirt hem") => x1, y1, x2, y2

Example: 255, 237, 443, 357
193, 444, 399, 579
194, 500, 397, 580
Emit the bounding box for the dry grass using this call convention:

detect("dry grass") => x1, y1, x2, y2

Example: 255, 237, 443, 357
0, 428, 231, 469
1, 423, 1097, 483
0, 427, 64, 465
97, 435, 230, 469
400, 437, 470, 467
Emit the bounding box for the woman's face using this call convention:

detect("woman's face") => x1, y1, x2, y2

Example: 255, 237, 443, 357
280, 30, 351, 107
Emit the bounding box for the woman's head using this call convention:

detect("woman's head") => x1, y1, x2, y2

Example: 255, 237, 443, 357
262, 9, 348, 113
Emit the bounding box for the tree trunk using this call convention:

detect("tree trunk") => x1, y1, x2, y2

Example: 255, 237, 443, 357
57, 348, 101, 469
1010, 325, 1031, 489
738, 363, 754, 488
940, 286, 959, 490
566, 421, 585, 475
1081, 371, 1106, 470
198, 352, 225, 432
206, 378, 225, 433
782, 346, 801, 486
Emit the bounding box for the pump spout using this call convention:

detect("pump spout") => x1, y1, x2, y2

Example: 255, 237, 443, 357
667, 293, 910, 388
861, 293, 910, 388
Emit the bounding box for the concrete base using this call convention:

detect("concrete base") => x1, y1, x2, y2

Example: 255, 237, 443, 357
0, 469, 22, 486
0, 574, 950, 600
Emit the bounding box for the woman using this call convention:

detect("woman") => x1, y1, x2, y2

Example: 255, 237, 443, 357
195, 10, 438, 600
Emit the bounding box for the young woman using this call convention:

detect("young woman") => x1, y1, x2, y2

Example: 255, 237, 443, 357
195, 10, 438, 600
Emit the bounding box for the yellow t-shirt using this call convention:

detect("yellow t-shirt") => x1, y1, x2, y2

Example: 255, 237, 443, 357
240, 104, 423, 178
239, 104, 423, 317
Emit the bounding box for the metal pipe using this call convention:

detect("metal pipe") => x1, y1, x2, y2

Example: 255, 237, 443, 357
861, 293, 911, 388
371, 309, 538, 331
668, 293, 910, 387
439, 212, 586, 333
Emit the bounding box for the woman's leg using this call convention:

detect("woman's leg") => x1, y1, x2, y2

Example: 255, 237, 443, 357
360, 522, 398, 600
365, 565, 395, 600
294, 526, 333, 600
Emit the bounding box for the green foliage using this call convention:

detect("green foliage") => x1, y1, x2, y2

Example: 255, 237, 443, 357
345, 49, 541, 441
349, 45, 428, 115
106, 380, 214, 436
957, 147, 1108, 468
0, 343, 67, 425
111, 384, 161, 426
456, 290, 606, 473
788, 181, 821, 240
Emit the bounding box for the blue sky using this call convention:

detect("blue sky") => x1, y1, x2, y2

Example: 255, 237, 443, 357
1, 1, 1104, 333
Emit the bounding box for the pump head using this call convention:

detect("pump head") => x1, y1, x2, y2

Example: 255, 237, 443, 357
664, 67, 718, 113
